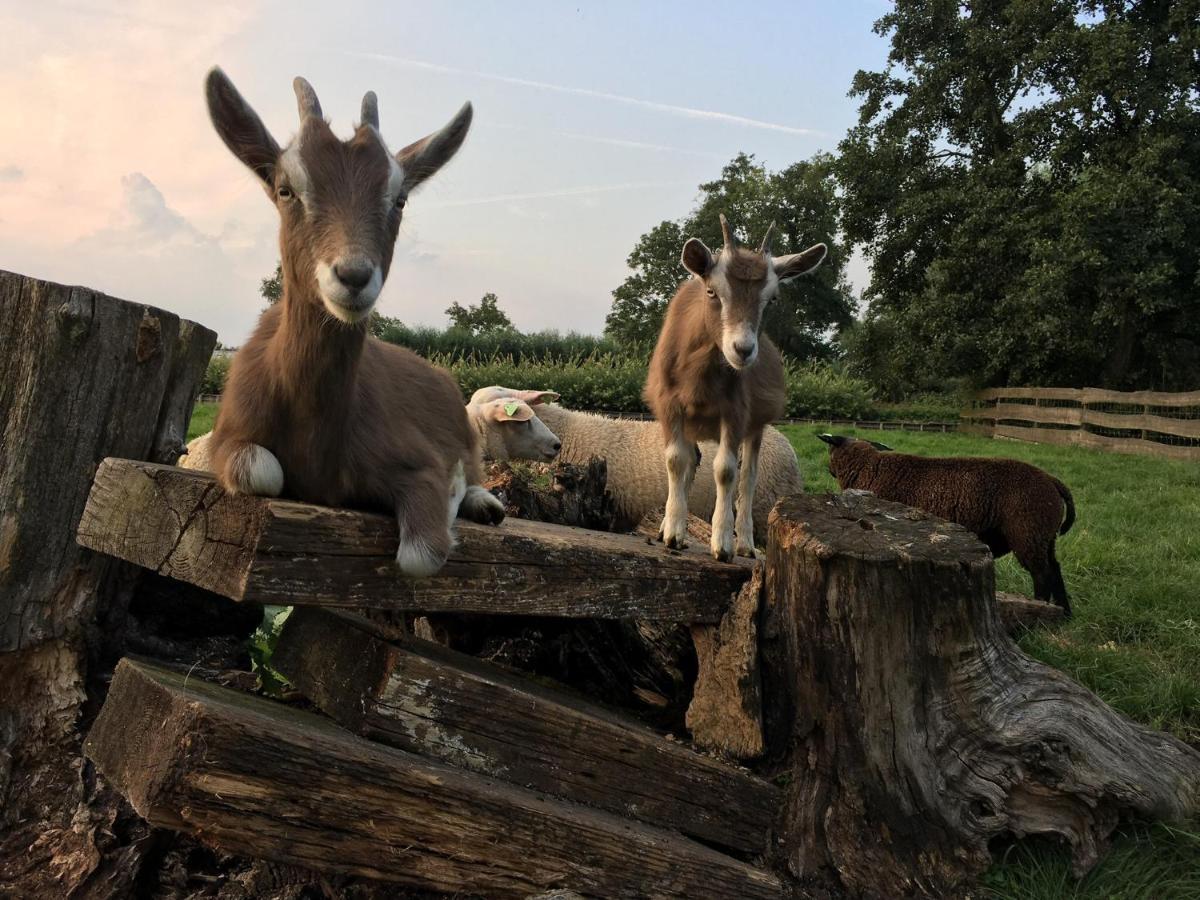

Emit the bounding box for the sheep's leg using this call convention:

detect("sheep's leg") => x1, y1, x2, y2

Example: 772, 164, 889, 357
218, 440, 284, 498
662, 423, 698, 549
710, 426, 739, 562
393, 467, 456, 578
1050, 553, 1072, 616
734, 432, 763, 558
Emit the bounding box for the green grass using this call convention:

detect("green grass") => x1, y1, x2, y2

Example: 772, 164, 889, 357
187, 401, 218, 441
781, 424, 1200, 898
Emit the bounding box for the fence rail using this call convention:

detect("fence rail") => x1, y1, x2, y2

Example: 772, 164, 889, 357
960, 387, 1200, 461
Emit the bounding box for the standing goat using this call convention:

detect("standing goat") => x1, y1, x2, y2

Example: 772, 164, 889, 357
645, 216, 826, 560
203, 69, 503, 577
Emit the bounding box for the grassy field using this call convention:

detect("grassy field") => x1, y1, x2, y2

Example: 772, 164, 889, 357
185, 400, 1197, 895
187, 401, 218, 440
780, 424, 1200, 898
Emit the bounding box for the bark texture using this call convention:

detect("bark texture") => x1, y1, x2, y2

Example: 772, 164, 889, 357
760, 491, 1200, 898
0, 271, 215, 897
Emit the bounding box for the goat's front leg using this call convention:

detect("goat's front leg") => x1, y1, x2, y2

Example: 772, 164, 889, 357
660, 421, 698, 549
710, 425, 739, 562
393, 466, 457, 578
734, 431, 763, 558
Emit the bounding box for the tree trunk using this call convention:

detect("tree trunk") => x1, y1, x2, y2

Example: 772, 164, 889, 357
760, 491, 1200, 898
0, 271, 215, 897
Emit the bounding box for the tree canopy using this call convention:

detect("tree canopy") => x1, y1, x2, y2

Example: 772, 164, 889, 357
605, 153, 854, 359
445, 292, 516, 336
838, 0, 1200, 391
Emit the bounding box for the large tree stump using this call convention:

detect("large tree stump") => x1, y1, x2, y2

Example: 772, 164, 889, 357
761, 491, 1200, 898
0, 271, 215, 896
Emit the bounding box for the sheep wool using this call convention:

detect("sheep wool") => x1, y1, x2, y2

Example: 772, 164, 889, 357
535, 404, 802, 541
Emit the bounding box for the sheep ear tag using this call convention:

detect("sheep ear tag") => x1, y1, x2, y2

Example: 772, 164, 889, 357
504, 401, 519, 417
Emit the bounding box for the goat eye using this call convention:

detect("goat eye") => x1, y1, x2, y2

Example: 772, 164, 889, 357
395, 195, 407, 210
277, 186, 294, 201
705, 288, 716, 299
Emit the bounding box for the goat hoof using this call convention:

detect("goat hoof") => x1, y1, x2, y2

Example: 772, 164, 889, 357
664, 535, 688, 550
713, 547, 732, 563
459, 485, 506, 526
736, 544, 759, 560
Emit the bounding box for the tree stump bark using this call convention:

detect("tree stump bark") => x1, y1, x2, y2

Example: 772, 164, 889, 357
761, 491, 1200, 898
0, 271, 215, 896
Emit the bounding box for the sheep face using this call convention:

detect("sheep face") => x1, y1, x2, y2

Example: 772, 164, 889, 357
480, 399, 562, 461
817, 433, 889, 488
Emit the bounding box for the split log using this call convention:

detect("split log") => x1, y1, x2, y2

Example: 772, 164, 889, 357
272, 606, 779, 854
760, 492, 1200, 897
686, 564, 765, 761
0, 271, 214, 897
77, 458, 752, 622
86, 658, 783, 899
483, 458, 616, 531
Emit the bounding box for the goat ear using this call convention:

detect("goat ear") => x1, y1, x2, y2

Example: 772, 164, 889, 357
773, 243, 828, 281
817, 433, 847, 448
205, 68, 281, 191
486, 399, 534, 422
513, 390, 559, 406
397, 102, 473, 193
869, 440, 894, 452
681, 238, 714, 278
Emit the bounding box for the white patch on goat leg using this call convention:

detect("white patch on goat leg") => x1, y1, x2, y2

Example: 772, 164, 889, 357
446, 460, 467, 530
229, 443, 284, 497
662, 426, 696, 549
735, 436, 761, 558
394, 530, 447, 578
710, 430, 738, 562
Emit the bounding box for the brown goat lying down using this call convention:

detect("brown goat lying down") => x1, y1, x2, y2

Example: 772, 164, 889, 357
818, 435, 1076, 614
203, 70, 504, 577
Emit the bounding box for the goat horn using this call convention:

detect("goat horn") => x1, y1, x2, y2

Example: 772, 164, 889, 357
293, 77, 323, 121
759, 221, 776, 255
719, 213, 738, 249
360, 91, 379, 129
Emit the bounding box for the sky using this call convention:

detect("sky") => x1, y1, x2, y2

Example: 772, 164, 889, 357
0, 0, 890, 345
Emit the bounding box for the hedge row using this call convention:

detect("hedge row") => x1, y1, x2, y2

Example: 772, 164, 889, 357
375, 324, 641, 364
200, 351, 910, 421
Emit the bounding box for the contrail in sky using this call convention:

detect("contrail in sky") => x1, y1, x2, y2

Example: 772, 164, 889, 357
351, 51, 825, 137
423, 181, 692, 209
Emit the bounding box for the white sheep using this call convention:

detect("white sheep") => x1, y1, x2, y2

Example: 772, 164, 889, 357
470, 387, 803, 542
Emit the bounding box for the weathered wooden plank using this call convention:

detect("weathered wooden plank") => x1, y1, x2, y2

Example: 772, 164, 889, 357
86, 658, 783, 899
77, 459, 753, 622
976, 387, 1084, 402
1080, 386, 1200, 406
1076, 430, 1200, 461
1081, 408, 1200, 439
994, 423, 1079, 447
992, 402, 1081, 426
273, 607, 779, 854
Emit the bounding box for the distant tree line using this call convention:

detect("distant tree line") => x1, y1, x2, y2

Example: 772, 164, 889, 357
606, 0, 1199, 393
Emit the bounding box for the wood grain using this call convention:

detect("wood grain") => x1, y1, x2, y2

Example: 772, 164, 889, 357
77, 458, 754, 622
760, 492, 1200, 897
86, 658, 783, 899
272, 606, 780, 854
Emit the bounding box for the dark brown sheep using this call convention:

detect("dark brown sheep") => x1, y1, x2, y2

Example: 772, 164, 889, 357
817, 435, 1076, 614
